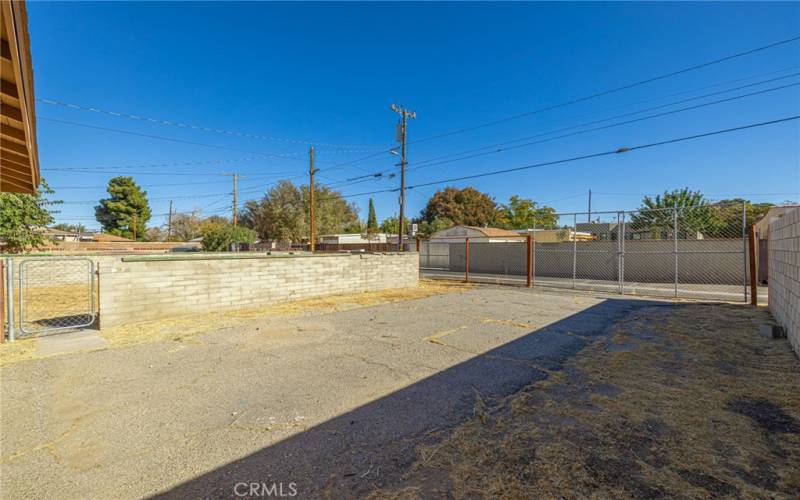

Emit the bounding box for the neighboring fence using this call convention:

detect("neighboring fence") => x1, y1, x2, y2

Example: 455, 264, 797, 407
768, 207, 799, 357
317, 243, 399, 252
1, 241, 202, 254
420, 203, 752, 302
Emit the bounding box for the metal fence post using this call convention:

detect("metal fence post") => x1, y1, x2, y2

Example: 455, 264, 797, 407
572, 213, 578, 289
673, 205, 679, 298
526, 234, 532, 288
532, 217, 536, 285
618, 212, 624, 294
6, 258, 14, 342
748, 224, 758, 306
742, 200, 748, 303
464, 237, 470, 283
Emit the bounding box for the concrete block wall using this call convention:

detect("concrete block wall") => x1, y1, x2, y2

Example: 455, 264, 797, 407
768, 207, 800, 357
98, 253, 418, 328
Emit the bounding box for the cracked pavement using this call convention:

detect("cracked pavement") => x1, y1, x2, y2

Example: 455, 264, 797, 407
1, 286, 657, 498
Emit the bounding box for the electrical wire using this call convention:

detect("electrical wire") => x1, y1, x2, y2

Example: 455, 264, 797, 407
37, 98, 389, 151
39, 116, 325, 163
408, 73, 800, 170
406, 82, 799, 172
410, 35, 800, 144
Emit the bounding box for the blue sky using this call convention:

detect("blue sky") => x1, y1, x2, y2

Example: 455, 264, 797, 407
28, 1, 800, 230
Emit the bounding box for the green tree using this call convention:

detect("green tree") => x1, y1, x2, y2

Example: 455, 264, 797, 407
95, 177, 151, 240
366, 198, 379, 235
380, 216, 399, 234
420, 186, 498, 227
416, 217, 454, 237
0, 180, 61, 252
240, 180, 359, 243
707, 199, 774, 238
201, 222, 257, 251
629, 188, 722, 239
496, 195, 558, 229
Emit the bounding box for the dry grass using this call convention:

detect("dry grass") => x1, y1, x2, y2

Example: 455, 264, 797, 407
102, 279, 471, 347
1, 280, 469, 366
371, 304, 800, 499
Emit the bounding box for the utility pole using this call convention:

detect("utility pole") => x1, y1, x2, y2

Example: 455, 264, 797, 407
587, 189, 592, 223
232, 174, 238, 226
167, 200, 173, 240
309, 145, 316, 252
390, 104, 416, 251
222, 173, 240, 226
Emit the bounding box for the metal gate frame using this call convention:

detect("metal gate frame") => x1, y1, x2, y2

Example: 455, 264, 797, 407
7, 258, 97, 337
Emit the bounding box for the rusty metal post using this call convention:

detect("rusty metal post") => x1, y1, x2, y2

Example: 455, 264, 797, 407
748, 224, 758, 306
526, 234, 532, 288
464, 237, 470, 283
416, 237, 420, 253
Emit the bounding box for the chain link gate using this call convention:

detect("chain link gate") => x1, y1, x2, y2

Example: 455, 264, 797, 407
5, 258, 97, 337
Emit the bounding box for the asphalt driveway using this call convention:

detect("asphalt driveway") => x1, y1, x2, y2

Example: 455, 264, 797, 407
1, 286, 644, 498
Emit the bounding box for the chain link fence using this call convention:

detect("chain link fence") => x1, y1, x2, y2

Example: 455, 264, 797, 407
420, 202, 756, 302
3, 258, 96, 338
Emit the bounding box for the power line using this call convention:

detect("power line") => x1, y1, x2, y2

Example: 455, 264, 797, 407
42, 154, 300, 172
331, 70, 800, 184
406, 116, 799, 189
410, 35, 800, 144
307, 115, 797, 203
39, 116, 323, 163
37, 98, 389, 151
409, 73, 800, 170
406, 82, 799, 172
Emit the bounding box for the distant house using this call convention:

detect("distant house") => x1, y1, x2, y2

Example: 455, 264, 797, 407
429, 226, 523, 243
41, 228, 80, 242
319, 233, 390, 245
515, 228, 594, 242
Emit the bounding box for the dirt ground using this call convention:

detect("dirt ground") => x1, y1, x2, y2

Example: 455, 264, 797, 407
1, 284, 798, 499
370, 303, 800, 499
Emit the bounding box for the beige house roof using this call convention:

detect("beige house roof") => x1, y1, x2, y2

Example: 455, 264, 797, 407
430, 225, 524, 242
462, 226, 523, 238
1, 0, 39, 194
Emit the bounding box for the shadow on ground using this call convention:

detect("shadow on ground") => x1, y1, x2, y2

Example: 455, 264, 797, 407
153, 299, 663, 498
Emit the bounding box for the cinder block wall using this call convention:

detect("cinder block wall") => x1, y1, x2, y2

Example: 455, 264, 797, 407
98, 253, 418, 328
768, 208, 800, 357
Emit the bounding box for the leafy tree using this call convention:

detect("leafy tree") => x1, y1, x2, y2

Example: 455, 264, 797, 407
95, 176, 151, 240
420, 187, 498, 227
52, 222, 87, 233
201, 222, 257, 251
380, 216, 399, 234
629, 188, 722, 239
240, 180, 359, 243
707, 199, 774, 238
416, 217, 454, 237
0, 180, 61, 252
496, 195, 558, 229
